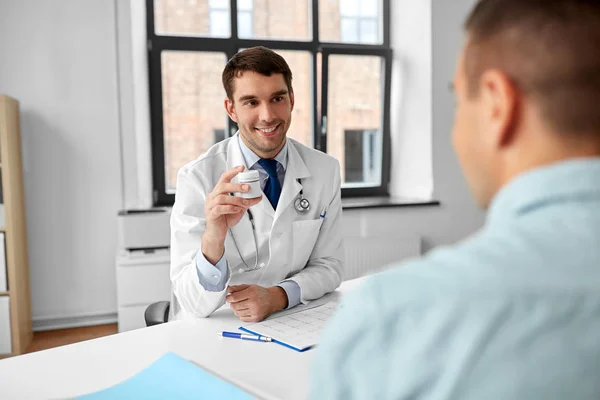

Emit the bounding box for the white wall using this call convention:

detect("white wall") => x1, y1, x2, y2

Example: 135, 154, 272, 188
0, 0, 484, 329
0, 0, 123, 328
389, 0, 433, 199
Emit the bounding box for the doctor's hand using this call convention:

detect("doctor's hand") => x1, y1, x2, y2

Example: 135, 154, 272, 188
202, 166, 262, 265
226, 285, 288, 322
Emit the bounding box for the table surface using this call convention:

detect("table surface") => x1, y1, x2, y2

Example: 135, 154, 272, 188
0, 279, 362, 400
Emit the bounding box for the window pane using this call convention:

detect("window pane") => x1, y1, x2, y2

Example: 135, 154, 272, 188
210, 10, 230, 37
340, 18, 358, 43
208, 0, 228, 8
154, 0, 230, 38
316, 52, 322, 138
360, 0, 378, 17
344, 130, 364, 182
238, 11, 253, 38
319, 0, 382, 44
162, 51, 228, 192
239, 0, 311, 41
326, 55, 383, 187
238, 0, 253, 10
339, 0, 359, 16
359, 19, 378, 44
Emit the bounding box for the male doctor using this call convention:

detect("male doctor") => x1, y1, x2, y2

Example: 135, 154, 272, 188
169, 46, 344, 322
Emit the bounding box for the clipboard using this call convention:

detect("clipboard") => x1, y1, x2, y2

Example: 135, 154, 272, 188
239, 295, 340, 352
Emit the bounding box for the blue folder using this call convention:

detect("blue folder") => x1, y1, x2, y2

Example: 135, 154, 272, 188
77, 352, 254, 400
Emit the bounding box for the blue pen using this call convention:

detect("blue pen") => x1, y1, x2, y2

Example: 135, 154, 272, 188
319, 207, 327, 231
320, 207, 327, 219
219, 331, 272, 342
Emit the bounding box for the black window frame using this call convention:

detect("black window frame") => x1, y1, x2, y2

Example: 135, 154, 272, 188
147, 0, 392, 206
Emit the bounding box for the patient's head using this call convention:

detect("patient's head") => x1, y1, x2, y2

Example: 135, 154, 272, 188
452, 0, 600, 208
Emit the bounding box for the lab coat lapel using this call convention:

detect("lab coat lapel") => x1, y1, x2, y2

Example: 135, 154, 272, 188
274, 139, 311, 223
256, 189, 275, 219
227, 133, 274, 219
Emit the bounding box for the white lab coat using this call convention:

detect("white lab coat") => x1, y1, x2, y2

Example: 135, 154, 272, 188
169, 133, 344, 320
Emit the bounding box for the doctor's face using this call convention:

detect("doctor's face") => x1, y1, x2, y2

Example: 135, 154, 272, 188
225, 71, 294, 159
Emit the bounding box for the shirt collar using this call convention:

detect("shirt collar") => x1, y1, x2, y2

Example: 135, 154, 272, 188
237, 132, 288, 171
487, 157, 600, 224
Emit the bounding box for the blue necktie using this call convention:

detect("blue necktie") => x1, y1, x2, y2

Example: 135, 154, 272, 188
257, 158, 281, 210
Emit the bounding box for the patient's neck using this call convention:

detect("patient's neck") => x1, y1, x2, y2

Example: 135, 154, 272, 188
500, 129, 600, 187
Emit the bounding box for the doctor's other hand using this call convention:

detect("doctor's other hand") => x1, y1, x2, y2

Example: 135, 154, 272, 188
202, 166, 262, 264
226, 284, 288, 322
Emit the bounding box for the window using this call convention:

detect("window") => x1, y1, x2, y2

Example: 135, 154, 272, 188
148, 0, 392, 205
236, 0, 253, 38
344, 130, 381, 185
208, 0, 230, 38
339, 0, 380, 44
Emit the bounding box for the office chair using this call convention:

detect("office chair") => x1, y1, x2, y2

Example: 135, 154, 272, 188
144, 301, 170, 326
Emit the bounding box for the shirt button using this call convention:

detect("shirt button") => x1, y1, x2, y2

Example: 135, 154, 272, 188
238, 268, 244, 273
212, 274, 219, 280
260, 263, 266, 268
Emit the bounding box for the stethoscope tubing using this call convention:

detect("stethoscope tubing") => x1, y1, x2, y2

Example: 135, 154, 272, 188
230, 183, 310, 272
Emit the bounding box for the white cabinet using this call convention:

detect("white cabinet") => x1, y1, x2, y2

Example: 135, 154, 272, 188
115, 249, 171, 333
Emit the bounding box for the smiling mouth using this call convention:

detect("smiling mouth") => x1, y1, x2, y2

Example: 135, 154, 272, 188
255, 124, 280, 136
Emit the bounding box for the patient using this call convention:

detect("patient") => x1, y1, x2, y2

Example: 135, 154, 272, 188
311, 0, 600, 398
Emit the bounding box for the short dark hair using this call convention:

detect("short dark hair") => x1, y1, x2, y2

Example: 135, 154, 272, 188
464, 0, 600, 134
222, 46, 293, 101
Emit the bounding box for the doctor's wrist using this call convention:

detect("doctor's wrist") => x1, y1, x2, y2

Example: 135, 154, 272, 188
267, 286, 288, 314
201, 232, 225, 265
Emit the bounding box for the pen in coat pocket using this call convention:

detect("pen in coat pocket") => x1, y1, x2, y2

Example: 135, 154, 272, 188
319, 207, 327, 231
320, 207, 327, 219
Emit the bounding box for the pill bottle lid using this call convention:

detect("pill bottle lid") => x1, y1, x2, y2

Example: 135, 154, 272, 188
237, 170, 260, 183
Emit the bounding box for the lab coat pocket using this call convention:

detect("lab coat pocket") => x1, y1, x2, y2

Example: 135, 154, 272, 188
291, 219, 323, 271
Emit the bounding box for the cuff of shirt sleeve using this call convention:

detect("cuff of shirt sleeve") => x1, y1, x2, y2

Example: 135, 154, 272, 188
195, 251, 229, 292
278, 280, 302, 309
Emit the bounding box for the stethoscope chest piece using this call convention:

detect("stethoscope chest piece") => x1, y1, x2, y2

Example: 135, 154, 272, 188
294, 194, 310, 214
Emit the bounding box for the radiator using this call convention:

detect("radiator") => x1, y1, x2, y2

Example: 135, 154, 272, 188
343, 235, 422, 281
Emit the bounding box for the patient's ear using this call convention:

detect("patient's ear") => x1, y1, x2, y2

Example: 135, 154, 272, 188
479, 69, 519, 149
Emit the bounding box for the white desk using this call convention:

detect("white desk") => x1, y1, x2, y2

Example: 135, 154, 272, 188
0, 280, 362, 400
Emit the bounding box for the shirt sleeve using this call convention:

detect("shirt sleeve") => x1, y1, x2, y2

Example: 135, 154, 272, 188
278, 280, 302, 309
195, 250, 230, 292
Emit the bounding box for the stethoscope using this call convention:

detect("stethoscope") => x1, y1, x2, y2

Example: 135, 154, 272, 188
294, 187, 311, 214
230, 179, 311, 271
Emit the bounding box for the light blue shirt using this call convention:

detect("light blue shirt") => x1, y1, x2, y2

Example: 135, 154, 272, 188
195, 137, 301, 309
312, 159, 600, 400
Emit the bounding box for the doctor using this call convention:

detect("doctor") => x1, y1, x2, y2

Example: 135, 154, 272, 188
170, 46, 344, 322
